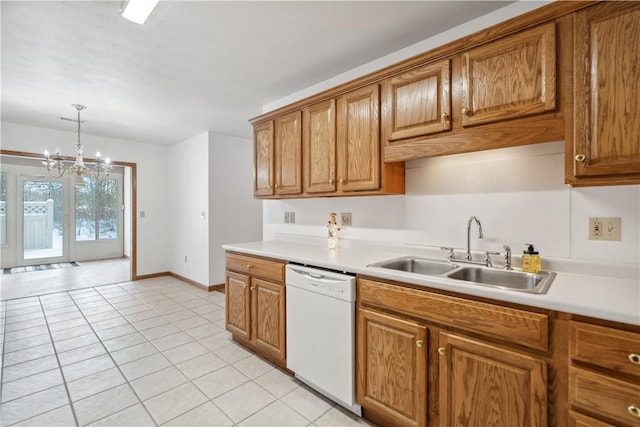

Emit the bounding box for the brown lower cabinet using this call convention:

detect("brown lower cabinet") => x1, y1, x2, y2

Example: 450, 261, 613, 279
356, 276, 552, 427
225, 252, 287, 369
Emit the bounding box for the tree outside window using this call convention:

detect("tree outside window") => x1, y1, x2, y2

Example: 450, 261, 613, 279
76, 177, 119, 241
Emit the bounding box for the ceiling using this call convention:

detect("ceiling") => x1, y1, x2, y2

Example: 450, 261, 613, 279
2, 1, 514, 146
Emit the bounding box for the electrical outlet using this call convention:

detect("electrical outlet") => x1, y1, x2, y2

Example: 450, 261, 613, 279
284, 212, 289, 224
184, 255, 188, 263
589, 217, 621, 241
289, 212, 295, 224
341, 212, 352, 226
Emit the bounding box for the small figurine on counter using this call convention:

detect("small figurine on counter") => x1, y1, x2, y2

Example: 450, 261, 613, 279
328, 212, 340, 249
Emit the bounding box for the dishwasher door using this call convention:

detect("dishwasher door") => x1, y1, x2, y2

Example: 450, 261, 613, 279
285, 265, 361, 415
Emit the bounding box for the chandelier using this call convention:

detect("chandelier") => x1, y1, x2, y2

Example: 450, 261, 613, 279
43, 104, 112, 186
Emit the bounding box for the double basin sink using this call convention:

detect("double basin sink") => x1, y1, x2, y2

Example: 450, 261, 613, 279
368, 256, 555, 294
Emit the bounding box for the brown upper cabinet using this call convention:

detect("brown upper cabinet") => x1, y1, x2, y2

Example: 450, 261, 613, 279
381, 59, 451, 142
251, 2, 639, 191
303, 99, 337, 194
461, 22, 556, 127
253, 111, 303, 197
274, 111, 302, 195
257, 84, 405, 199
253, 121, 274, 197
567, 1, 640, 186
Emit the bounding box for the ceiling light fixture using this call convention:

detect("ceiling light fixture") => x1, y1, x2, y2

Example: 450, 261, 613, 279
120, 0, 159, 25
43, 104, 112, 186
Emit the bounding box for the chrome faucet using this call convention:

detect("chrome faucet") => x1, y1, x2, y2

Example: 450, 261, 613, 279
503, 244, 513, 270
466, 216, 483, 261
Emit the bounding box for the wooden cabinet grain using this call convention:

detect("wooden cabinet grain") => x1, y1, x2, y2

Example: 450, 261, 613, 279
274, 111, 302, 195
253, 121, 274, 197
225, 252, 287, 367
568, 1, 640, 186
357, 307, 427, 427
569, 321, 640, 426
303, 99, 337, 193
357, 276, 553, 427
439, 332, 547, 427
461, 22, 556, 127
382, 59, 451, 142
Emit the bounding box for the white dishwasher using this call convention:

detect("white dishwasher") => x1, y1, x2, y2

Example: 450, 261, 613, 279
286, 264, 362, 416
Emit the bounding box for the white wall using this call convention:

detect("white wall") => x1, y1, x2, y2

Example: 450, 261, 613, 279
209, 132, 263, 285
1, 121, 169, 275
167, 132, 210, 285
264, 142, 640, 266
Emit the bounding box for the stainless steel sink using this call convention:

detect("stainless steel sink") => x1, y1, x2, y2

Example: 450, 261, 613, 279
446, 267, 555, 294
368, 257, 459, 276
368, 256, 555, 294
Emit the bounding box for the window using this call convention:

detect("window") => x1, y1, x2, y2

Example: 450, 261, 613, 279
0, 172, 6, 245
75, 177, 119, 241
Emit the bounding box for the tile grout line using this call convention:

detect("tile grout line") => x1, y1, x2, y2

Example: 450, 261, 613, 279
65, 284, 160, 427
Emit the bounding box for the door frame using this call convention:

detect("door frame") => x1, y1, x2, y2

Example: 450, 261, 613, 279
1, 149, 138, 280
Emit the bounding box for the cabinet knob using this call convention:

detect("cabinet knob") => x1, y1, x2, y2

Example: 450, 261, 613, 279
274, 184, 279, 188
629, 353, 640, 365
575, 154, 586, 162
246, 264, 253, 269
441, 113, 448, 120
629, 406, 640, 418
329, 179, 334, 185
461, 108, 469, 115
250, 286, 256, 291
339, 178, 345, 184
438, 347, 446, 355
243, 284, 248, 289
267, 185, 272, 189
416, 340, 424, 348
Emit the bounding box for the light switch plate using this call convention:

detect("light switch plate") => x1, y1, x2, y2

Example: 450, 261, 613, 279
589, 217, 621, 241
341, 212, 352, 226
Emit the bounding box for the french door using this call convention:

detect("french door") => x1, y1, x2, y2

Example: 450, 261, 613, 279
17, 175, 69, 266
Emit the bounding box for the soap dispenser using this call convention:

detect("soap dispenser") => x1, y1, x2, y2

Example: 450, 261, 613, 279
522, 243, 541, 273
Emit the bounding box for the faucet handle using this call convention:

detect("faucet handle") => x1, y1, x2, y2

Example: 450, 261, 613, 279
484, 251, 501, 267
502, 245, 513, 270
440, 246, 455, 260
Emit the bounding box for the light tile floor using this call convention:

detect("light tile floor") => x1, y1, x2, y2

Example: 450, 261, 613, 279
0, 276, 374, 426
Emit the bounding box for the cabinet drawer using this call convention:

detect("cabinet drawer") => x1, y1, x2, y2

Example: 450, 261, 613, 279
225, 253, 285, 282
570, 321, 640, 378
569, 410, 617, 427
358, 277, 548, 351
569, 366, 640, 426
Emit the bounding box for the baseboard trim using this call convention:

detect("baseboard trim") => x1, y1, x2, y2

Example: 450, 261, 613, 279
135, 271, 222, 292
134, 271, 170, 281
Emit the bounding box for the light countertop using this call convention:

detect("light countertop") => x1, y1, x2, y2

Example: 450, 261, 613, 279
223, 238, 640, 326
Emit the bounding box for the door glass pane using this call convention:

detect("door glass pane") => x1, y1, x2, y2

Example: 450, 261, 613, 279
23, 180, 63, 259
98, 178, 118, 239
0, 172, 6, 245
75, 177, 96, 241
75, 177, 119, 241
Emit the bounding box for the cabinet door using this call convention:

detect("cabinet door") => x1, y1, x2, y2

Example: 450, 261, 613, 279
383, 59, 451, 141
439, 332, 547, 427
337, 84, 381, 192
573, 2, 640, 177
303, 99, 337, 193
225, 271, 251, 341
254, 121, 274, 196
461, 22, 556, 127
357, 307, 427, 427
274, 110, 302, 195
251, 278, 286, 361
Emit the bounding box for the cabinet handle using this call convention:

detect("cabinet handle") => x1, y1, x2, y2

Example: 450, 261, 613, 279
441, 113, 448, 120
575, 154, 586, 162
629, 406, 640, 418
461, 108, 469, 115
438, 347, 446, 355
629, 354, 640, 365
416, 340, 424, 348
